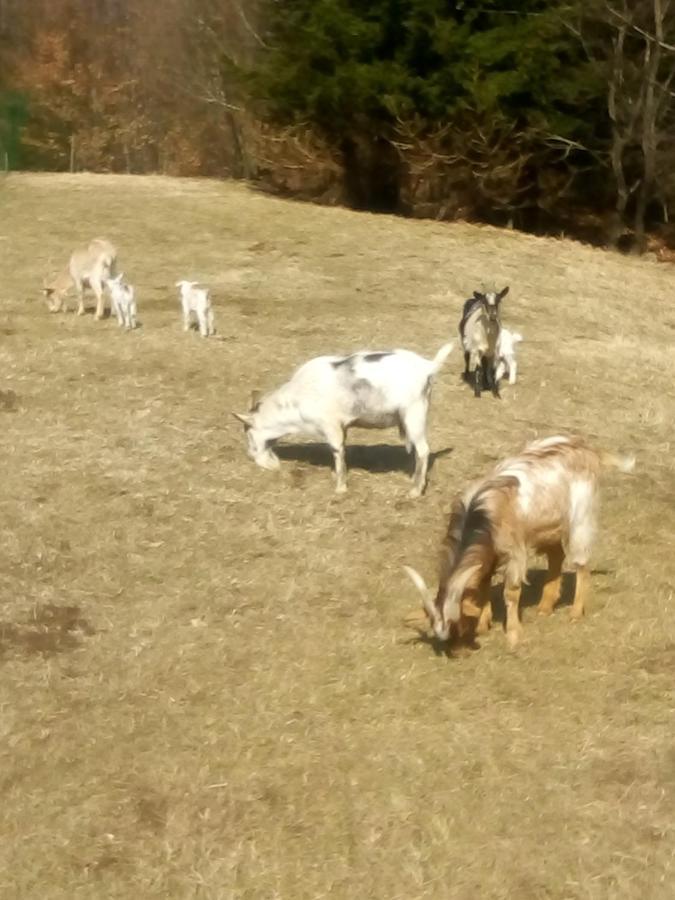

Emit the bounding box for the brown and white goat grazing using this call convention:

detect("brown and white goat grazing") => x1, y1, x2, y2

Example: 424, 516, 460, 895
42, 238, 117, 319
405, 435, 634, 649
459, 286, 509, 398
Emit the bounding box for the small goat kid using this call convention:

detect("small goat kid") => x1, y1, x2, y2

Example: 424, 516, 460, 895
459, 286, 509, 398
233, 343, 454, 496
405, 435, 634, 648
494, 327, 523, 385
43, 238, 117, 319
106, 273, 137, 330
176, 281, 215, 337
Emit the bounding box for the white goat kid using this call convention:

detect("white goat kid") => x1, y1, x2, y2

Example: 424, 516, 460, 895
106, 273, 137, 330
43, 238, 117, 319
176, 280, 215, 337
494, 328, 523, 385
233, 343, 454, 496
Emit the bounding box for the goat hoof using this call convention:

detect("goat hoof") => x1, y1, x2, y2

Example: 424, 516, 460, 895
569, 608, 584, 622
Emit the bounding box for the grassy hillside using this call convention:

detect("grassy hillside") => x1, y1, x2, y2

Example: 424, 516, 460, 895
1, 173, 674, 899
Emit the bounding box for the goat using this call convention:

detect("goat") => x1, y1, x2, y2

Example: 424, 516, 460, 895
459, 286, 509, 398
405, 435, 634, 648
43, 238, 117, 319
494, 327, 523, 386
233, 343, 454, 496
175, 280, 215, 337
106, 273, 137, 330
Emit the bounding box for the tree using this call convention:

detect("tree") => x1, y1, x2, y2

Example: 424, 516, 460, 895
253, 1, 604, 220
572, 0, 675, 247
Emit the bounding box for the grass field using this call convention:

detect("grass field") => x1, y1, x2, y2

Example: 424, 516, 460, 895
1, 173, 674, 900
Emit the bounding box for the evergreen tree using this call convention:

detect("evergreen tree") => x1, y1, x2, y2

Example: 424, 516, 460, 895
253, 1, 605, 217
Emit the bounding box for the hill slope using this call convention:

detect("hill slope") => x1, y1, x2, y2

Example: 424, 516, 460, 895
1, 174, 674, 899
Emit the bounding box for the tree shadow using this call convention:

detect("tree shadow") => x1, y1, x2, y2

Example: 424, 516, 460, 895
276, 443, 453, 476
0, 603, 95, 661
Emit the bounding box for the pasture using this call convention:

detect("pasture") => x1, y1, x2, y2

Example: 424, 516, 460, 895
0, 173, 674, 899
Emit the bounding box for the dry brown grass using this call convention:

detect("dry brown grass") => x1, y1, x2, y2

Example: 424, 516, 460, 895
1, 173, 674, 899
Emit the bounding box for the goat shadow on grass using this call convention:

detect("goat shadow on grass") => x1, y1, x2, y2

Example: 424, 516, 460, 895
488, 569, 577, 620
460, 370, 502, 397
0, 603, 95, 661
276, 443, 453, 476
405, 627, 486, 659
491, 565, 613, 618
487, 567, 612, 623
405, 565, 613, 659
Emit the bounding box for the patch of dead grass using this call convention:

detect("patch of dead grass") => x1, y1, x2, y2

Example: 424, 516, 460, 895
0, 173, 674, 898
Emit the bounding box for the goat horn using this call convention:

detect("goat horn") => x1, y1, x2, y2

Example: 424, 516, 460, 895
403, 566, 428, 595
403, 566, 438, 624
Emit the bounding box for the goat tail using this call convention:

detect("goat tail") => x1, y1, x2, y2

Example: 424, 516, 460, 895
429, 341, 455, 374
599, 450, 636, 474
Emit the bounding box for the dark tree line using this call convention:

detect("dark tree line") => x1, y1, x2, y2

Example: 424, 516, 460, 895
2, 0, 675, 248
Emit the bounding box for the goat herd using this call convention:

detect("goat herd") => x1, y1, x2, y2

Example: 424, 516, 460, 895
42, 237, 635, 653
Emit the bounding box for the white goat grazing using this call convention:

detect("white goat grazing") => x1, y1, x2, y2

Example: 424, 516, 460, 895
459, 286, 509, 398
494, 327, 523, 385
106, 273, 137, 330
176, 281, 215, 337
43, 238, 117, 319
233, 343, 454, 496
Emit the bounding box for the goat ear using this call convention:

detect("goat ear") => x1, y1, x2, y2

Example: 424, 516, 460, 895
232, 412, 253, 427
497, 286, 510, 300
249, 389, 261, 411
473, 290, 483, 300
42, 287, 54, 297
512, 332, 523, 343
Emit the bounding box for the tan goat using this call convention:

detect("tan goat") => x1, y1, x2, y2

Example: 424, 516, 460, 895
43, 238, 117, 319
405, 435, 634, 649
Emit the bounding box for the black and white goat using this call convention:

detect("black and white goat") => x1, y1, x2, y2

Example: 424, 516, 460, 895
459, 286, 509, 398
233, 343, 454, 496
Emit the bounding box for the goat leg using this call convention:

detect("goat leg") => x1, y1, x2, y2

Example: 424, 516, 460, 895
570, 565, 590, 621
490, 364, 501, 399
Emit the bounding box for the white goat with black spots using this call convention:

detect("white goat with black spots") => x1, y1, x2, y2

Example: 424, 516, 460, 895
233, 343, 454, 496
